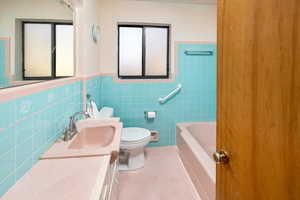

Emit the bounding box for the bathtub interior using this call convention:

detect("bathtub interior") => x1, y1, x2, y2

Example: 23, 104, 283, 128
186, 122, 216, 159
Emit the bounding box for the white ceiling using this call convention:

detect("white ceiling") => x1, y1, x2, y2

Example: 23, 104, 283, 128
126, 0, 217, 5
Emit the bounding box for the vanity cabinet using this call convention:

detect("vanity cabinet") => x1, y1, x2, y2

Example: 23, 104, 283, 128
99, 156, 119, 200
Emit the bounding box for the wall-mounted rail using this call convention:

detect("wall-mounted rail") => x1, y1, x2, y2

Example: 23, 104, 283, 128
184, 50, 213, 56
158, 84, 182, 104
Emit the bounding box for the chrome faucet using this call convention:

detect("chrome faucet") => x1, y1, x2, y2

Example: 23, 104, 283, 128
63, 111, 90, 141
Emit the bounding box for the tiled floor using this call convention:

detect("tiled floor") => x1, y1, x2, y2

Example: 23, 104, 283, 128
118, 146, 201, 200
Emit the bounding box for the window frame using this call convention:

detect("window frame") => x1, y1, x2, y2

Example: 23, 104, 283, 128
22, 21, 74, 80
118, 24, 170, 79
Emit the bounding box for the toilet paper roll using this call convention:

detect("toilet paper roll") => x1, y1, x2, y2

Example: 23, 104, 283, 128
147, 112, 156, 119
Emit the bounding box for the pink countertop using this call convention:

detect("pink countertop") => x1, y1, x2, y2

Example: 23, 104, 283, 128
1, 156, 110, 200
1, 120, 123, 200
41, 121, 122, 159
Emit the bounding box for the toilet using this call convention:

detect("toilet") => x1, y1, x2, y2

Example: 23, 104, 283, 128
119, 127, 151, 171
88, 101, 151, 171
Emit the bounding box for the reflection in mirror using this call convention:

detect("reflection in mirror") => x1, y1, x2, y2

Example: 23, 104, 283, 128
0, 0, 74, 89
24, 23, 52, 78
119, 27, 143, 76
56, 25, 74, 77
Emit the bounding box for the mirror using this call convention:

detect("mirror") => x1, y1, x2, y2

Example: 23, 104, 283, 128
0, 0, 74, 89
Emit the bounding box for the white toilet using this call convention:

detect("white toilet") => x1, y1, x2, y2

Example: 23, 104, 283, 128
119, 127, 151, 171
88, 102, 151, 171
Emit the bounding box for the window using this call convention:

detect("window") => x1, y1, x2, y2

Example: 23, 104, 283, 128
118, 24, 170, 79
23, 22, 74, 80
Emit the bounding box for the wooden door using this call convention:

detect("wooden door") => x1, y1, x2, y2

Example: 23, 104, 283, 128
217, 0, 300, 199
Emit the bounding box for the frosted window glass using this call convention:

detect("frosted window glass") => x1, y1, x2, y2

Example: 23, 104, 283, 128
145, 27, 168, 76
119, 27, 143, 76
56, 25, 74, 77
24, 24, 52, 77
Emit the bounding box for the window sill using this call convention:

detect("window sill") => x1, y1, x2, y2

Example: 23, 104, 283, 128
113, 74, 175, 83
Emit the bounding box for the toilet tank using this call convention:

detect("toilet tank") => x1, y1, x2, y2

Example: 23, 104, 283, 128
98, 107, 114, 118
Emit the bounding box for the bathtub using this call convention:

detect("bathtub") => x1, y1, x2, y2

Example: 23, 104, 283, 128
177, 122, 216, 200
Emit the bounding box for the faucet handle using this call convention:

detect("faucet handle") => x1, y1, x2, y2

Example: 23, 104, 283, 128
63, 127, 71, 141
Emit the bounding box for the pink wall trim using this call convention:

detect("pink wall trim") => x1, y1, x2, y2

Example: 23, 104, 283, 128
0, 72, 104, 104
10, 80, 41, 85
81, 73, 108, 81
0, 73, 100, 105
0, 77, 81, 103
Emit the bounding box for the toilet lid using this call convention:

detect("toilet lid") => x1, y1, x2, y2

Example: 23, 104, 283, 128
121, 128, 151, 142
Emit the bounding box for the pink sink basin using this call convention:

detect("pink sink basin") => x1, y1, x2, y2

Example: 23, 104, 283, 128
40, 119, 123, 160
69, 126, 115, 150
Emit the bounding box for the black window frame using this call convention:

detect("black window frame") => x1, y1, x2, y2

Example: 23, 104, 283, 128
22, 21, 74, 80
118, 24, 170, 79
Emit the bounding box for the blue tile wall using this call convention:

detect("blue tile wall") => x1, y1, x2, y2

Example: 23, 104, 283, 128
89, 44, 216, 147
0, 81, 83, 196
86, 77, 102, 108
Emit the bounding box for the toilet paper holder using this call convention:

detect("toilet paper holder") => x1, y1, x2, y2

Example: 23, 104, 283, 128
144, 111, 157, 119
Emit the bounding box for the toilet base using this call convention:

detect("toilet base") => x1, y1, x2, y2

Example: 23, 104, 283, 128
119, 148, 145, 171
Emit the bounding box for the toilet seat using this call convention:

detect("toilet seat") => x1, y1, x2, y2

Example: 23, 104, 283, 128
121, 136, 151, 146
121, 127, 151, 143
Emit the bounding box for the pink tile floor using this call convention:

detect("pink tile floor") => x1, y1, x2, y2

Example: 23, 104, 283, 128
118, 146, 201, 200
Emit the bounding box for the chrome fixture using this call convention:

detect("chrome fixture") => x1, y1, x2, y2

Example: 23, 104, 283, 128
158, 84, 182, 104
213, 151, 230, 164
63, 111, 90, 141
86, 94, 92, 100
184, 50, 213, 56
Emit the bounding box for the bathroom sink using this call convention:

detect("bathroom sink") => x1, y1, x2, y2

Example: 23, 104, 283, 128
40, 118, 122, 160
68, 126, 115, 150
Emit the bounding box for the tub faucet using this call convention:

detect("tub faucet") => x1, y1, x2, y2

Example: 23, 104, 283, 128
63, 111, 90, 141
